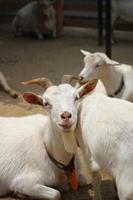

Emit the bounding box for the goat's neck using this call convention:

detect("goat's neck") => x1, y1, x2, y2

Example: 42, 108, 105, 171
44, 117, 74, 165
97, 64, 122, 94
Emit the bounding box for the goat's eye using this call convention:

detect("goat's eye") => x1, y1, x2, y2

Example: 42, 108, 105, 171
43, 101, 50, 107
74, 96, 79, 101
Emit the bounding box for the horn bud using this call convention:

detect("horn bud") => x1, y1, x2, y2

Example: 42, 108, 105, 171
21, 77, 53, 90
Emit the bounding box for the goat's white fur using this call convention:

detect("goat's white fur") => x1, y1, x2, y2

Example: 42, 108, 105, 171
0, 82, 92, 200
110, 0, 133, 42
79, 50, 133, 102
112, 0, 133, 26
0, 71, 18, 98
76, 79, 133, 200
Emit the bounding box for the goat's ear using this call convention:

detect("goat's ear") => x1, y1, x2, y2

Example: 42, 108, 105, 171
97, 54, 118, 67
23, 92, 43, 106
80, 49, 91, 56
96, 61, 106, 68
79, 79, 98, 98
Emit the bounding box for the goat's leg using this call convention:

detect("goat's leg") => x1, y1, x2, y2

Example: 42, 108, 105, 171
12, 16, 22, 37
111, 1, 119, 44
10, 173, 61, 200
75, 149, 88, 187
76, 130, 102, 199
34, 29, 44, 39
78, 151, 102, 199
25, 184, 61, 200
0, 72, 18, 98
52, 25, 57, 38
11, 182, 60, 200
90, 157, 102, 200
91, 171, 102, 200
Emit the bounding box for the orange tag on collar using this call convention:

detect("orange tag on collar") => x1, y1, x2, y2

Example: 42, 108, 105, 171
68, 169, 78, 191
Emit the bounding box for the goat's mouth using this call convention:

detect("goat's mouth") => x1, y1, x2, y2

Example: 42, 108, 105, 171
79, 79, 88, 85
59, 123, 73, 132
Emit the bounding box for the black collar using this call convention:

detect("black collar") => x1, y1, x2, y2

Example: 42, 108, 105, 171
46, 147, 75, 176
109, 76, 124, 97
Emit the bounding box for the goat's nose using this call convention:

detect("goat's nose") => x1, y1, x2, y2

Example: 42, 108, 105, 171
79, 76, 84, 82
60, 111, 72, 119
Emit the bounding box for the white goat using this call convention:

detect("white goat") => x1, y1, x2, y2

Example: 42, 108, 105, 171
12, 0, 56, 39
0, 71, 18, 98
0, 76, 91, 200
79, 50, 133, 102
112, 0, 133, 26
111, 0, 133, 42
75, 78, 133, 200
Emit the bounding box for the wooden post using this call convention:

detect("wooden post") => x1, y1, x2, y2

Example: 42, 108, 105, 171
56, 0, 64, 37
97, 0, 103, 45
105, 0, 112, 58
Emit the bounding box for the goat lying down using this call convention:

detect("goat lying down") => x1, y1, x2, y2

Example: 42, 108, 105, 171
0, 71, 18, 98
0, 76, 93, 200
79, 50, 133, 102
111, 0, 133, 42
75, 78, 133, 200
12, 0, 56, 39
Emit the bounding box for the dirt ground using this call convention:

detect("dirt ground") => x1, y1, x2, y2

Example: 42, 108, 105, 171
0, 25, 133, 200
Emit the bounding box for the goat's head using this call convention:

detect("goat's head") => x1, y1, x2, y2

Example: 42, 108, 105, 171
79, 50, 117, 85
38, 0, 56, 31
22, 76, 98, 152
38, 0, 52, 9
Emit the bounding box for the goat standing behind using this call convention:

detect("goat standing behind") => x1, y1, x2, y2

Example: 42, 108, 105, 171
76, 79, 133, 200
79, 50, 133, 102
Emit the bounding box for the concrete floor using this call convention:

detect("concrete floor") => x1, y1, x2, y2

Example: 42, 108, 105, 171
0, 26, 133, 102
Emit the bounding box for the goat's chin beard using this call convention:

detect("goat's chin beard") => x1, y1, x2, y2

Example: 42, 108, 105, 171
62, 132, 78, 154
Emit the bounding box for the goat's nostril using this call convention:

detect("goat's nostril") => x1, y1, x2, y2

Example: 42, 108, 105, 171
79, 76, 83, 81
61, 114, 65, 119
68, 113, 72, 118
61, 112, 72, 119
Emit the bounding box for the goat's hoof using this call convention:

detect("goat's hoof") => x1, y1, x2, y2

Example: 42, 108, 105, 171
37, 34, 44, 40
89, 188, 94, 196
9, 90, 18, 98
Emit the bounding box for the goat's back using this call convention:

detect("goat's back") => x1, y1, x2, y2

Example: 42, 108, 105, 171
0, 114, 47, 182
80, 94, 133, 171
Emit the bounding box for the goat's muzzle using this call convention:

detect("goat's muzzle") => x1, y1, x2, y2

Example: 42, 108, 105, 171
59, 111, 74, 132
59, 123, 73, 131
78, 75, 89, 85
